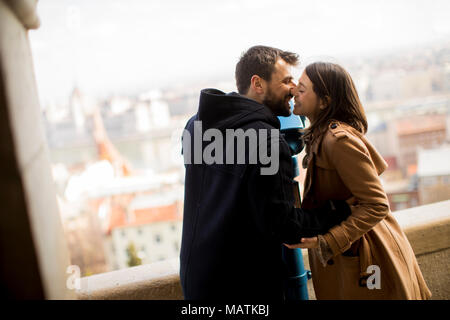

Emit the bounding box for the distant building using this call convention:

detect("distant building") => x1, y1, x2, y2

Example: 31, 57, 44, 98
70, 87, 86, 132
368, 70, 405, 101
103, 191, 183, 270
139, 89, 171, 128
447, 113, 450, 141
366, 120, 399, 164
417, 146, 450, 205
58, 194, 109, 276
396, 114, 447, 175
383, 179, 419, 211
365, 95, 450, 181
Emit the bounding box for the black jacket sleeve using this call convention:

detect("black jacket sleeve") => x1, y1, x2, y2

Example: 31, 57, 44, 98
246, 134, 350, 244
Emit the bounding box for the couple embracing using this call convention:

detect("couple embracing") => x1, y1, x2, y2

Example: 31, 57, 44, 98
180, 46, 431, 300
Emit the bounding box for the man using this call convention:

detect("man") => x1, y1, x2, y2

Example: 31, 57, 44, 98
180, 46, 350, 301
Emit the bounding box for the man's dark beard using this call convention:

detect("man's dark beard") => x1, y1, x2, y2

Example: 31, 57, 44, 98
263, 88, 291, 117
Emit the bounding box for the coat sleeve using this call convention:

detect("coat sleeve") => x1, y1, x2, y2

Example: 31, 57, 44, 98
322, 132, 390, 256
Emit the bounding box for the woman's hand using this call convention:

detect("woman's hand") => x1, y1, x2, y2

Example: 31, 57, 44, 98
283, 237, 319, 249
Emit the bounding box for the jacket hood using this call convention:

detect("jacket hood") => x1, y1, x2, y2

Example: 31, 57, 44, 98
197, 88, 280, 130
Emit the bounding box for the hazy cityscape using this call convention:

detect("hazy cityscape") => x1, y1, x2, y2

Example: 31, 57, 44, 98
33, 38, 450, 276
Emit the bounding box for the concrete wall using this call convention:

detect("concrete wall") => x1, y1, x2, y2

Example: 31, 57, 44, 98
77, 200, 450, 300
393, 200, 450, 299
0, 0, 73, 299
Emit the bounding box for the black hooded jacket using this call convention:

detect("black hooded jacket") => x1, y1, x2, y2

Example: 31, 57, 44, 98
180, 89, 349, 301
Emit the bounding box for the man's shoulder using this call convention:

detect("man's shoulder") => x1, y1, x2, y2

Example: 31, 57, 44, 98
184, 114, 198, 130
238, 120, 291, 161
241, 119, 277, 131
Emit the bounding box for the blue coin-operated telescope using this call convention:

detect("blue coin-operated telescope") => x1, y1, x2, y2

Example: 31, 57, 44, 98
278, 101, 312, 300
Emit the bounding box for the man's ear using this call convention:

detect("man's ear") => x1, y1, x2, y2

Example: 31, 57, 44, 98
250, 75, 265, 95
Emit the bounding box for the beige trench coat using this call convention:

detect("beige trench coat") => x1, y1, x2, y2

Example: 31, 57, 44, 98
301, 120, 431, 300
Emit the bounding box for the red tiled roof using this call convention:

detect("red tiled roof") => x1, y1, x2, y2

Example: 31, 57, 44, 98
105, 200, 182, 235
129, 203, 180, 226
396, 114, 446, 135
105, 205, 127, 234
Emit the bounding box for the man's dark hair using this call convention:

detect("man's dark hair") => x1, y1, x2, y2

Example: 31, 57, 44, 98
235, 45, 299, 94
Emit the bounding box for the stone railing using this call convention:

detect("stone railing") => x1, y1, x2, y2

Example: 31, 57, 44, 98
77, 258, 183, 300
76, 200, 450, 300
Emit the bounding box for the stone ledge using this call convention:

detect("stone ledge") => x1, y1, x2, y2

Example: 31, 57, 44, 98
77, 259, 182, 300
393, 200, 450, 256
77, 200, 450, 300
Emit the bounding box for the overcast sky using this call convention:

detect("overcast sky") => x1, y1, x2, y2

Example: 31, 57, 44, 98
29, 0, 450, 103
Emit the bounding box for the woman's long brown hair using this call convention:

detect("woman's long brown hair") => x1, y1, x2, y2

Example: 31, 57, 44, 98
302, 62, 368, 157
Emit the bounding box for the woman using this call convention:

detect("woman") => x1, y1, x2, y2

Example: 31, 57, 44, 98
285, 62, 431, 299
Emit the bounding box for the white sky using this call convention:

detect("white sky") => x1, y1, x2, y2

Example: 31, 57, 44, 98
29, 0, 450, 103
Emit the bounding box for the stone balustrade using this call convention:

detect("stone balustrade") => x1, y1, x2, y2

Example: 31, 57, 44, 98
76, 200, 450, 300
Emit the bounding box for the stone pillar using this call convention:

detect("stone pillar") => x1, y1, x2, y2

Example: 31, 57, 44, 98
0, 0, 74, 299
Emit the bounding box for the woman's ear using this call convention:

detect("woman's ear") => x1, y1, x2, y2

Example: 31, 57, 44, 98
319, 96, 331, 110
